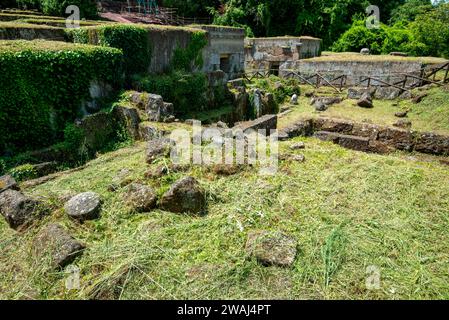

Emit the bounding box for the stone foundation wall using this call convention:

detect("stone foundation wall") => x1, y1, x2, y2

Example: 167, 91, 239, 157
245, 36, 321, 70
281, 117, 449, 156
193, 25, 245, 81
281, 60, 424, 86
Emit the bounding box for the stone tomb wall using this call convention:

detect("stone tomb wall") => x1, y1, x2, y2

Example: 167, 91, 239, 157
193, 25, 245, 81
281, 60, 424, 86
245, 36, 322, 71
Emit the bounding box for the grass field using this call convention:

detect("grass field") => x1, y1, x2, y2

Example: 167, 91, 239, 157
1, 133, 448, 299
280, 86, 449, 135
310, 52, 448, 64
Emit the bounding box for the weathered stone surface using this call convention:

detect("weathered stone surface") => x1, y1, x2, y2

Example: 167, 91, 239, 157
360, 48, 370, 55
107, 169, 133, 192
145, 138, 171, 164
32, 162, 58, 177
313, 118, 353, 134
347, 87, 377, 100
0, 189, 44, 230
125, 183, 158, 213
77, 112, 116, 153
393, 119, 412, 129
233, 114, 278, 136
412, 93, 428, 104
399, 91, 412, 100
160, 177, 206, 215
64, 192, 101, 221
315, 131, 371, 152
216, 121, 228, 129
338, 134, 371, 152
314, 131, 341, 143
227, 78, 245, 89
291, 154, 306, 162
415, 132, 449, 155
32, 223, 85, 268
374, 87, 401, 100
276, 130, 290, 141
130, 92, 174, 122
390, 52, 408, 57
290, 94, 298, 105
245, 231, 297, 267
357, 92, 373, 108
395, 110, 408, 118
138, 123, 165, 141
351, 122, 380, 139
377, 127, 414, 151
281, 121, 312, 140
314, 101, 327, 112
0, 175, 19, 194
113, 105, 141, 140
311, 96, 343, 106
230, 89, 249, 122
290, 142, 305, 150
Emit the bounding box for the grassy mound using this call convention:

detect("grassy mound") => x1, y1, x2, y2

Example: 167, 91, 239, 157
1, 136, 448, 299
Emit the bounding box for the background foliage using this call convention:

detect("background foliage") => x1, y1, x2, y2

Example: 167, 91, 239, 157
0, 40, 123, 154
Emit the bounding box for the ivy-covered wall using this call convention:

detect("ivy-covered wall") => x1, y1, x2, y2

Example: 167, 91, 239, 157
67, 24, 207, 78
0, 40, 123, 155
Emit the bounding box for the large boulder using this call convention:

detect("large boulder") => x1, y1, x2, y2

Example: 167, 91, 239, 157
245, 230, 297, 267
347, 87, 376, 100
125, 183, 158, 213
0, 175, 18, 194
414, 132, 449, 155
64, 192, 102, 221
0, 189, 44, 230
113, 105, 141, 140
145, 137, 171, 164
357, 92, 373, 108
311, 96, 343, 106
130, 92, 174, 122
32, 224, 85, 269
107, 168, 133, 192
160, 177, 206, 215
374, 87, 401, 100
232, 114, 278, 137
290, 94, 298, 105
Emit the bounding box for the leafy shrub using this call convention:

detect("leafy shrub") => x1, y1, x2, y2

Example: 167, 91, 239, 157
68, 25, 207, 79
9, 163, 37, 182
331, 20, 387, 54
67, 24, 152, 80
251, 76, 301, 104
134, 71, 208, 116
171, 31, 208, 71
410, 3, 449, 58
0, 40, 123, 154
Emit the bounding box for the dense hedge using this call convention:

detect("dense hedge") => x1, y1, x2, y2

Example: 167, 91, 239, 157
134, 71, 208, 116
0, 40, 123, 154
67, 24, 208, 79
67, 24, 152, 80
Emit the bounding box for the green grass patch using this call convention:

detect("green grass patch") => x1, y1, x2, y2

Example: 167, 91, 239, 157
309, 52, 448, 64
279, 86, 449, 135
0, 136, 448, 299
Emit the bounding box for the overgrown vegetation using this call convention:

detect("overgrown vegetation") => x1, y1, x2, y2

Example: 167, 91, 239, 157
67, 24, 152, 81
1, 132, 449, 299
279, 85, 449, 136
249, 76, 301, 104
332, 3, 449, 57
0, 39, 123, 154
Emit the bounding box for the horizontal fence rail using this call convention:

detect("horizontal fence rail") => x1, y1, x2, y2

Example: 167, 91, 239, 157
243, 62, 449, 93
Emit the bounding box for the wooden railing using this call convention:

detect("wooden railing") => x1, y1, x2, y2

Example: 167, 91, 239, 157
243, 62, 449, 93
